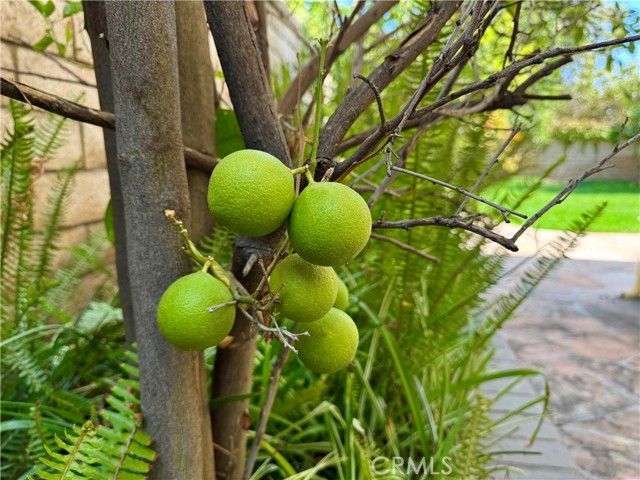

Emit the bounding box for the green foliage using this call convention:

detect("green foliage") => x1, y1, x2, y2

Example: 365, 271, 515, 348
1, 101, 113, 335
215, 108, 245, 158
1, 101, 144, 479
27, 0, 84, 57
29, 351, 155, 480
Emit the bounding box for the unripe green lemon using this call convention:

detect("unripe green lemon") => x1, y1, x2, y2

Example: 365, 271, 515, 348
208, 149, 294, 237
157, 271, 235, 351
288, 182, 371, 266
333, 273, 349, 311
296, 308, 359, 374
269, 254, 337, 323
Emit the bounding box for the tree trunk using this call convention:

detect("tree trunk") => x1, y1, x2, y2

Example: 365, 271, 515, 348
204, 2, 290, 478
82, 0, 135, 343
175, 2, 216, 478
176, 1, 216, 242
104, 2, 213, 478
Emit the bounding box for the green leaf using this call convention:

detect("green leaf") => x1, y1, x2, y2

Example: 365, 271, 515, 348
33, 34, 54, 52
55, 41, 67, 57
215, 109, 245, 158
28, 0, 55, 17
62, 2, 83, 18
104, 200, 115, 246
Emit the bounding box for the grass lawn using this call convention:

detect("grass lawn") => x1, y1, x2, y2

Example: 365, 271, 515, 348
481, 178, 640, 233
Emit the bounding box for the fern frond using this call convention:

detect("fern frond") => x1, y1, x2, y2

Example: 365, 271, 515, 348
43, 229, 111, 319
196, 226, 233, 270
33, 163, 81, 283
31, 352, 156, 480
1, 101, 36, 333
33, 110, 72, 160
447, 393, 492, 478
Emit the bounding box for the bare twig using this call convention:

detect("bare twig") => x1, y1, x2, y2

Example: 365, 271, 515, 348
373, 215, 518, 252
332, 34, 640, 180
390, 164, 527, 220
1, 77, 218, 173
455, 125, 521, 215
208, 301, 239, 313
503, 1, 522, 67
353, 74, 386, 127
370, 232, 440, 264
511, 131, 640, 243
242, 253, 259, 277
513, 56, 572, 95
2, 35, 94, 69
278, 1, 397, 116
1, 67, 97, 87
414, 36, 638, 121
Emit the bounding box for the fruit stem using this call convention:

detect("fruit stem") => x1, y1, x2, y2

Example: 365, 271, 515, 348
165, 209, 231, 287
304, 168, 315, 184
309, 38, 329, 179
235, 295, 257, 306
290, 165, 308, 176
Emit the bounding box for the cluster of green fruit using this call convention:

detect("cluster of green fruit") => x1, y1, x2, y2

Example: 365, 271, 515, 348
157, 149, 371, 374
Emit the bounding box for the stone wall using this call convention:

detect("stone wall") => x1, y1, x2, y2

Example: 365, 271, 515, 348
525, 139, 639, 182
1, 0, 110, 252
1, 0, 302, 259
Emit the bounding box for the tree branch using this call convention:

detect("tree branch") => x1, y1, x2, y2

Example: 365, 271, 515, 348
1, 77, 217, 173
370, 232, 440, 263
317, 1, 463, 162
203, 2, 291, 479
332, 33, 639, 180
277, 0, 398, 116
455, 124, 521, 215
511, 130, 640, 243
373, 215, 519, 252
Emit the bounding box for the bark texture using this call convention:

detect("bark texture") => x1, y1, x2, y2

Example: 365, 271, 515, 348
104, 2, 213, 478
204, 2, 290, 479
176, 1, 216, 242
175, 3, 217, 478
82, 0, 135, 342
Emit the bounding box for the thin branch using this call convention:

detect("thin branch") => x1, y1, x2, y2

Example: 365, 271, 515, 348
1, 67, 97, 87
278, 1, 398, 116
373, 215, 518, 252
370, 232, 440, 264
243, 345, 292, 480
514, 56, 573, 95
390, 164, 527, 219
2, 35, 94, 68
455, 125, 520, 215
353, 74, 386, 127
317, 1, 463, 162
521, 93, 571, 101
511, 131, 640, 243
503, 1, 522, 67
333, 34, 639, 180
1, 77, 218, 173
414, 36, 639, 120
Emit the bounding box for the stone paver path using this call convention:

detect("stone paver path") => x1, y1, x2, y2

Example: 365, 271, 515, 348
487, 229, 640, 479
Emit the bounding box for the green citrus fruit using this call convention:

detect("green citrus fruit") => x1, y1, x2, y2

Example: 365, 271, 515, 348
269, 254, 337, 323
208, 149, 294, 237
157, 271, 235, 351
333, 273, 349, 311
296, 308, 359, 374
288, 182, 371, 266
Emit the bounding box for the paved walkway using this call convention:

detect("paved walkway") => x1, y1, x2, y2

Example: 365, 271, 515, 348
485, 228, 640, 479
